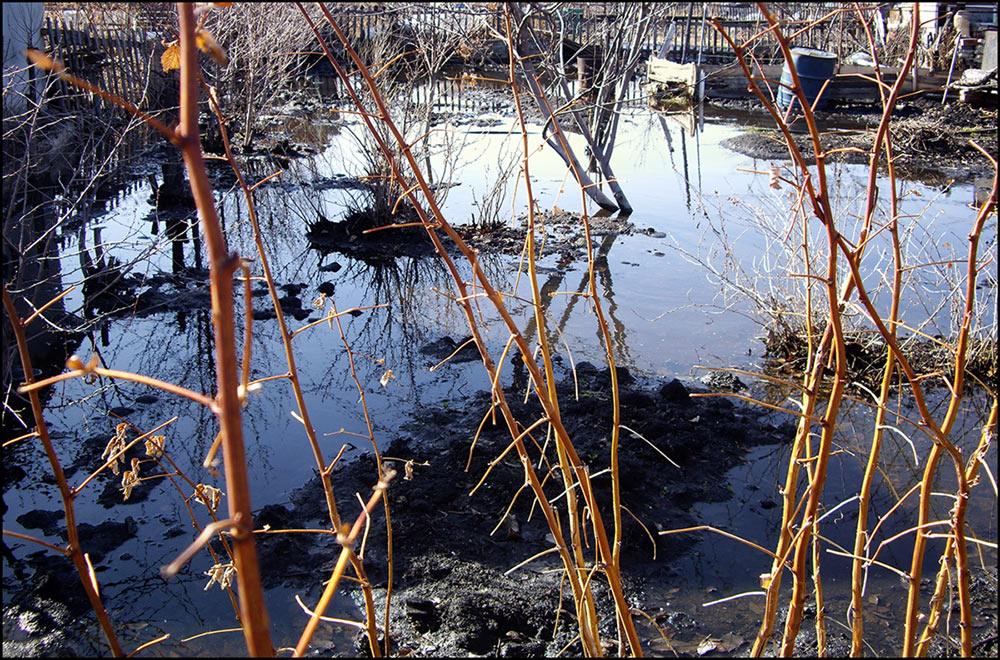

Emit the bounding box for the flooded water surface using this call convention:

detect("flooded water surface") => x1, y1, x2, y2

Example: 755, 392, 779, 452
3, 88, 995, 657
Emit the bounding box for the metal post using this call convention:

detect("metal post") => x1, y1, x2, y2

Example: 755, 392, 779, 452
942, 32, 960, 104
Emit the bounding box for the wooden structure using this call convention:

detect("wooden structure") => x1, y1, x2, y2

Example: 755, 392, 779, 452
42, 14, 158, 117
649, 57, 954, 104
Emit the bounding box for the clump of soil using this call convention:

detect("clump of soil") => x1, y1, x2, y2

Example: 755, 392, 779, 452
306, 205, 435, 263
271, 363, 796, 656
762, 327, 997, 390
451, 210, 636, 260
306, 207, 636, 269
716, 96, 997, 184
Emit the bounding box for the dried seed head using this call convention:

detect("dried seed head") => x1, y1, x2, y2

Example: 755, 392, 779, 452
203, 562, 236, 591
379, 369, 395, 388
145, 435, 165, 458
101, 425, 130, 475
193, 484, 223, 512
121, 461, 141, 500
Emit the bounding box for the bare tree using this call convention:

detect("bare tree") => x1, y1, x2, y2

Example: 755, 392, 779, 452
203, 4, 319, 150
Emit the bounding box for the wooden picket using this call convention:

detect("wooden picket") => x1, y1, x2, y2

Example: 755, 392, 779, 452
42, 14, 156, 117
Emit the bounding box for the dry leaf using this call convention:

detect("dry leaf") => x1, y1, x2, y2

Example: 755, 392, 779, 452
161, 44, 180, 72
697, 638, 722, 655
719, 632, 743, 652
144, 435, 165, 458
769, 166, 782, 189
759, 572, 773, 589
203, 562, 236, 590
193, 484, 223, 512
379, 369, 395, 388
195, 28, 228, 65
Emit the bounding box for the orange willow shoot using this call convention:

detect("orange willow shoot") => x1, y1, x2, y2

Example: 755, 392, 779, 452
294, 470, 396, 657
202, 59, 397, 655
21, 3, 278, 654
3, 286, 124, 657
175, 4, 273, 654
707, 3, 995, 657
296, 1, 644, 654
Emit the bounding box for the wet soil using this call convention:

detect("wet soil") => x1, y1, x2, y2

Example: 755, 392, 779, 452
714, 96, 998, 184
254, 362, 799, 656
304, 206, 637, 269
245, 358, 998, 657
452, 210, 637, 260
3, 357, 804, 657
305, 205, 437, 264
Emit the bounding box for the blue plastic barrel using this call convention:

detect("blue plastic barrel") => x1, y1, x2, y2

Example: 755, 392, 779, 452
777, 47, 838, 112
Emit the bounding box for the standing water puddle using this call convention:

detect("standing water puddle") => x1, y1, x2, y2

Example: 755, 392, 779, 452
3, 98, 995, 656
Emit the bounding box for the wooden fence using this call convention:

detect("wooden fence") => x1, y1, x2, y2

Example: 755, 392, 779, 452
33, 15, 164, 193
42, 15, 157, 119
480, 3, 854, 65
658, 2, 851, 63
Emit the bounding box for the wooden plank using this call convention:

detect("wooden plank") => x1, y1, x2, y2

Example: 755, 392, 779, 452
120, 27, 140, 105
97, 28, 114, 115
128, 27, 145, 104
106, 28, 122, 106
113, 28, 130, 105
702, 66, 951, 100
647, 57, 697, 88
699, 61, 947, 85
63, 19, 84, 114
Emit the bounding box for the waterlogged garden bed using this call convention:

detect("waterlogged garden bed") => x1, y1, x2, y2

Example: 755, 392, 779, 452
5, 372, 995, 657
715, 96, 998, 185
4, 75, 997, 659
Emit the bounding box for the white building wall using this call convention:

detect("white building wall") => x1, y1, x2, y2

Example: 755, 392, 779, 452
3, 2, 45, 115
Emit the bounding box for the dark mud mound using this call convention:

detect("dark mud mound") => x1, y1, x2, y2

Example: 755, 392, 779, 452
286, 363, 796, 656
716, 97, 997, 184
418, 335, 481, 365
306, 206, 435, 263
305, 207, 636, 270
451, 210, 636, 261
378, 554, 584, 657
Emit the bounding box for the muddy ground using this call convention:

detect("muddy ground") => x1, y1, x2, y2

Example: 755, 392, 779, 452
258, 362, 802, 656
303, 204, 637, 268
4, 355, 997, 657
256, 359, 993, 657
714, 96, 997, 185
3, 363, 797, 657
